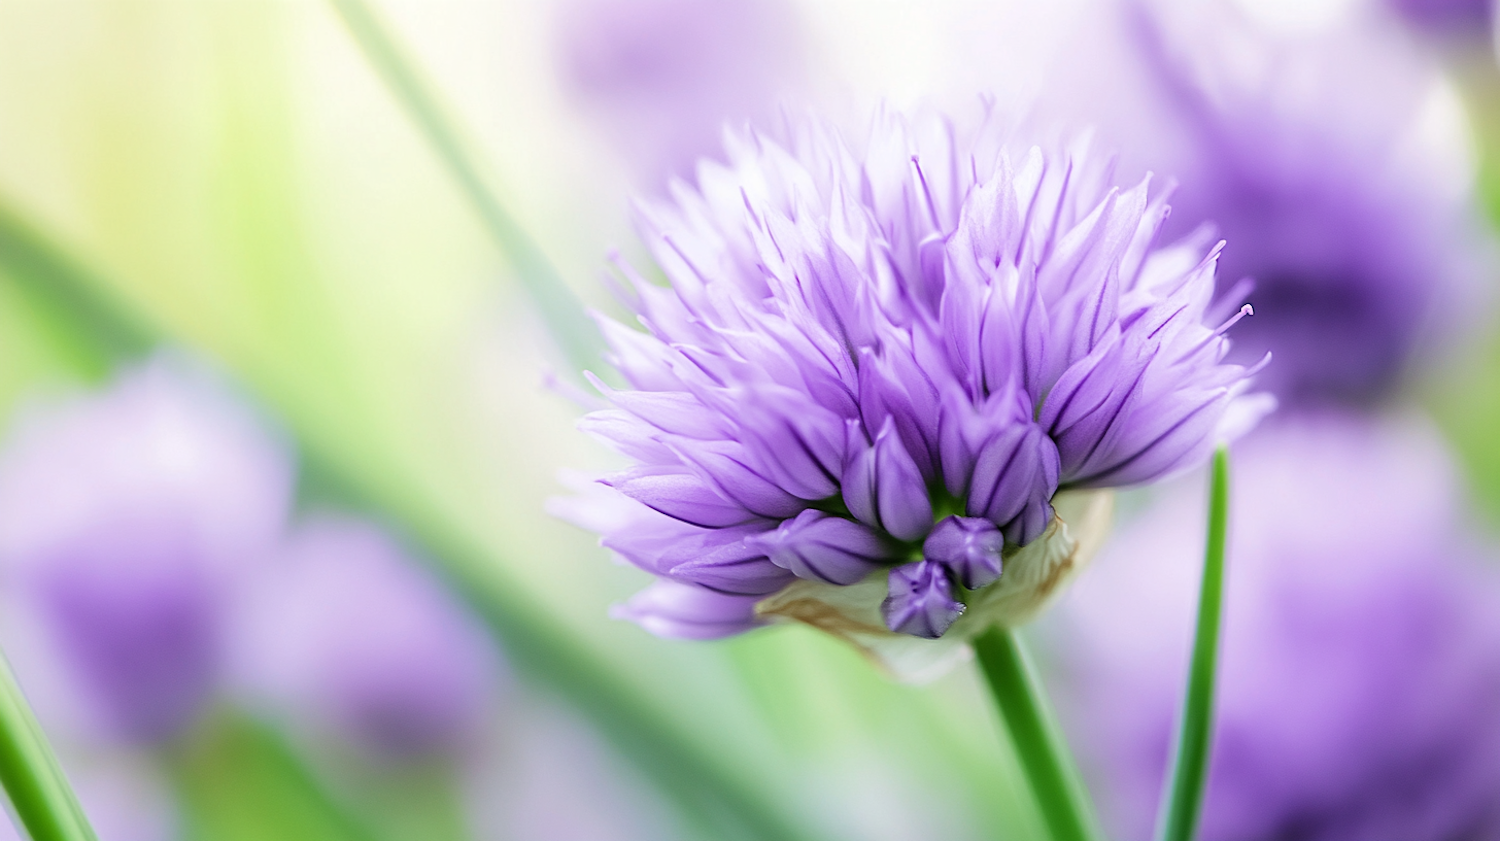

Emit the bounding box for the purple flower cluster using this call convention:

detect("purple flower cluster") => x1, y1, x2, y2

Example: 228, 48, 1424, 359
0, 359, 293, 742
1048, 414, 1500, 841
1109, 0, 1489, 406
0, 358, 502, 756
578, 109, 1269, 650
236, 516, 503, 759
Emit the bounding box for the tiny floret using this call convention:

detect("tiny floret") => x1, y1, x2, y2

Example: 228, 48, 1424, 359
883, 561, 965, 640
924, 516, 1005, 590
567, 107, 1268, 676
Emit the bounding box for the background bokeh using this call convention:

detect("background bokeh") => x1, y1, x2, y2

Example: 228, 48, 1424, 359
1, 1, 1498, 840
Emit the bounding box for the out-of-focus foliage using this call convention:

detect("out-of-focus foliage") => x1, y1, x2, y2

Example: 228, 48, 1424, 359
3, 1, 1500, 840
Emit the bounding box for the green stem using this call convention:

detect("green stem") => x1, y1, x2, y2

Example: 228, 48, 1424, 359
0, 652, 98, 841
1154, 446, 1230, 841
327, 0, 603, 376
0, 196, 817, 841
973, 626, 1102, 841
163, 711, 383, 841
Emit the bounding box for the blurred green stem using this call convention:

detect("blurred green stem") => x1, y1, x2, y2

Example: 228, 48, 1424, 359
327, 0, 602, 376
163, 712, 381, 841
0, 195, 817, 841
974, 627, 1103, 841
0, 652, 98, 841
1154, 446, 1230, 841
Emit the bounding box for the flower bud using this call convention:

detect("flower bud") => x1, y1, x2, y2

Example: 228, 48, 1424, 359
923, 516, 1004, 589
881, 561, 965, 639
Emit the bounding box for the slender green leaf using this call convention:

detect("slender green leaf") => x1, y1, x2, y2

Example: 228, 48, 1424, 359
973, 626, 1104, 841
0, 194, 820, 841
0, 652, 98, 841
326, 0, 603, 377
0, 204, 153, 365
1154, 446, 1230, 841
164, 712, 380, 841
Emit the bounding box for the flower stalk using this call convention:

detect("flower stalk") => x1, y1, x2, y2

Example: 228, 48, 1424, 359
327, 0, 602, 375
0, 651, 98, 841
1154, 446, 1230, 841
974, 626, 1104, 841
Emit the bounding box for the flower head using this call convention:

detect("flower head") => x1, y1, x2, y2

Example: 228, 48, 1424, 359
0, 358, 293, 742
573, 108, 1268, 675
1048, 414, 1500, 841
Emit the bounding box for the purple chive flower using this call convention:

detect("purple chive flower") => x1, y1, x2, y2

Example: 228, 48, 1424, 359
553, 0, 805, 186
923, 516, 1004, 590
882, 561, 966, 640
0, 358, 293, 743
1047, 414, 1500, 841
568, 105, 1268, 660
1388, 0, 1492, 37
1108, 1, 1488, 407
236, 516, 502, 759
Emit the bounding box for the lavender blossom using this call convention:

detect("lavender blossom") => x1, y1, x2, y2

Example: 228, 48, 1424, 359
0, 358, 293, 743
568, 107, 1268, 673
1047, 414, 1500, 841
236, 516, 502, 759
1099, 1, 1488, 406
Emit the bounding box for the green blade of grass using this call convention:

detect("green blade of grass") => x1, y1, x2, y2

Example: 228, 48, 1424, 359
327, 0, 603, 377
973, 626, 1104, 841
164, 712, 385, 841
0, 652, 98, 841
1154, 446, 1231, 841
0, 195, 819, 841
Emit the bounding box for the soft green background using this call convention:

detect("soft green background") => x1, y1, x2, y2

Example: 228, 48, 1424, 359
2, 3, 1498, 841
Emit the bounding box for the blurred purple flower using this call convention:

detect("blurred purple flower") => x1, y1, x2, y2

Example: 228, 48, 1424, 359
1047, 414, 1500, 841
1114, 1, 1489, 406
553, 0, 805, 186
0, 358, 293, 743
236, 516, 502, 760
567, 107, 1269, 663
1389, 0, 1492, 37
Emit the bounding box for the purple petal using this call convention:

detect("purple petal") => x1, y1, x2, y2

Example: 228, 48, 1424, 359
612, 580, 763, 640
750, 509, 893, 585
670, 439, 807, 518
604, 466, 758, 528
661, 525, 794, 595
966, 420, 1060, 546
857, 342, 943, 481
731, 387, 847, 500
841, 418, 934, 542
